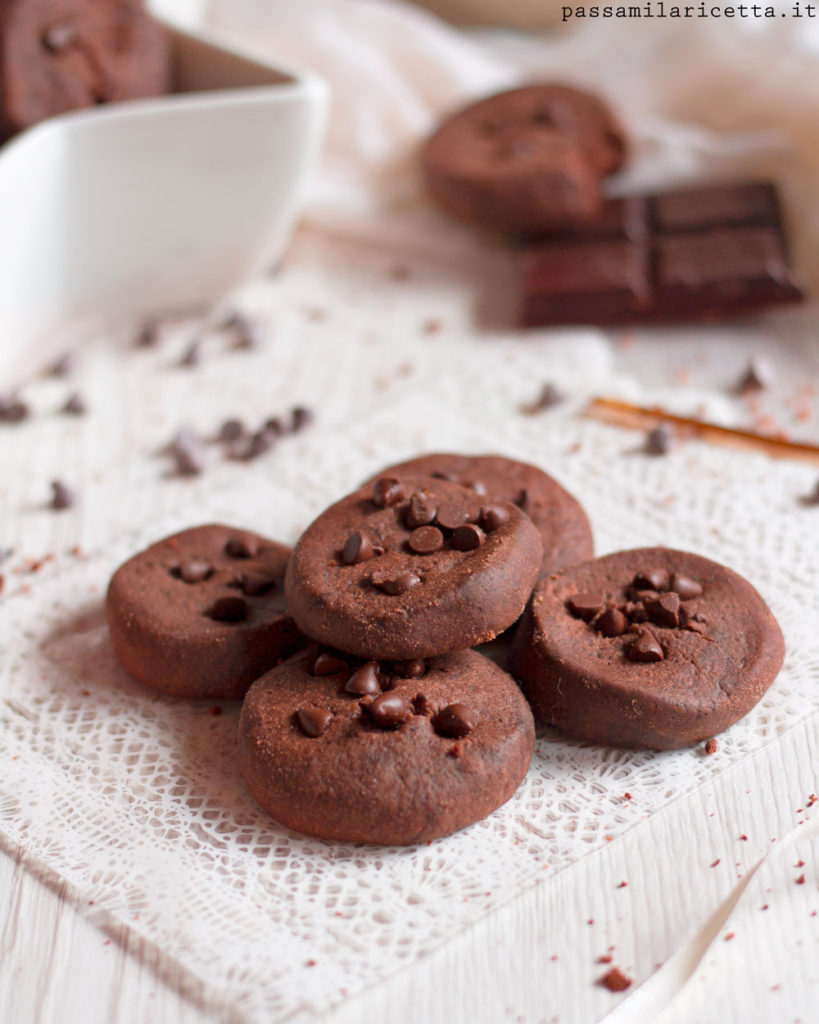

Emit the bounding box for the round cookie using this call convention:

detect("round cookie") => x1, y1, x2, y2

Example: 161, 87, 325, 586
510, 548, 785, 750
0, 0, 171, 142
422, 83, 627, 234
239, 646, 535, 844
367, 453, 593, 577
106, 523, 304, 699
285, 475, 544, 660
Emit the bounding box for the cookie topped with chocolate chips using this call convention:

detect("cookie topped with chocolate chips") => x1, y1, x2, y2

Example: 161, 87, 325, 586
239, 646, 535, 844
284, 475, 543, 660
510, 547, 784, 750
106, 524, 303, 699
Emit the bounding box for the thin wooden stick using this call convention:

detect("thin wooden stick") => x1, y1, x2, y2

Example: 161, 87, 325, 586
585, 396, 819, 465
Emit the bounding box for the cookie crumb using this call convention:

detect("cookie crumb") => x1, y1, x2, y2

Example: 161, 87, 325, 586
704, 738, 718, 755
599, 967, 631, 992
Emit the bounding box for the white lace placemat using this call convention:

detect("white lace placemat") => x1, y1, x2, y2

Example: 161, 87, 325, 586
1, 229, 818, 1022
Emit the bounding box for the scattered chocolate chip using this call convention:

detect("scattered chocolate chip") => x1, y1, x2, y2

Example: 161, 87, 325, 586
392, 658, 426, 678
345, 662, 381, 696
433, 703, 478, 739
633, 569, 670, 592
375, 571, 421, 596
520, 382, 565, 415
342, 531, 377, 565
263, 416, 283, 437
737, 356, 775, 394
230, 316, 263, 350
451, 523, 485, 552
49, 351, 76, 377
704, 738, 718, 755
0, 394, 29, 423
626, 630, 664, 663
61, 391, 86, 415
224, 534, 260, 559
408, 525, 444, 555
645, 592, 681, 627
42, 21, 77, 52
206, 595, 248, 622
372, 477, 407, 508
595, 607, 629, 637
405, 492, 437, 528
624, 600, 648, 623
599, 967, 632, 993
567, 592, 606, 621
434, 505, 470, 530
479, 504, 510, 533
368, 692, 411, 729
218, 418, 245, 442
50, 479, 74, 510
290, 406, 313, 432
179, 339, 201, 368
170, 428, 205, 476
135, 319, 160, 348
670, 573, 703, 599
297, 706, 333, 738
312, 652, 348, 676
237, 572, 275, 596
176, 559, 212, 583
644, 424, 673, 455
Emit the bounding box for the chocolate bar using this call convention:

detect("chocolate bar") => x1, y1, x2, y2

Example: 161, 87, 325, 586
520, 182, 804, 327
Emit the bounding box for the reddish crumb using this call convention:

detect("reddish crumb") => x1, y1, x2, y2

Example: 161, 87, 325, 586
739, 834, 748, 841
305, 959, 317, 967
69, 544, 84, 557
761, 904, 769, 910
587, 918, 594, 925
599, 967, 632, 992
796, 875, 806, 885
0, 574, 4, 594
807, 794, 817, 808
605, 835, 614, 841
618, 332, 635, 350
771, 984, 781, 992
616, 881, 628, 889
597, 954, 613, 964
421, 318, 442, 335
796, 860, 806, 868
704, 738, 718, 755
711, 859, 721, 867
623, 792, 632, 801
551, 954, 559, 961
80, 689, 91, 697
724, 932, 735, 941
210, 706, 222, 716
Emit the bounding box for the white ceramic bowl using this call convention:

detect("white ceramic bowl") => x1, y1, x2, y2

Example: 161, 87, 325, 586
0, 18, 328, 379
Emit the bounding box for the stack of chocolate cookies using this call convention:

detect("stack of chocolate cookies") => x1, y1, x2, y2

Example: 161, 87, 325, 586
106, 452, 784, 846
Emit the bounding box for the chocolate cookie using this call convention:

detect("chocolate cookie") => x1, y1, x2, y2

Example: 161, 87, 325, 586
284, 475, 543, 660
107, 524, 303, 699
510, 548, 784, 750
239, 647, 535, 844
422, 84, 627, 235
0, 0, 171, 142
367, 453, 593, 577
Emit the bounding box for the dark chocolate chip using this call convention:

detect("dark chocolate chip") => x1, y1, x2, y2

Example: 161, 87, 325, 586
206, 596, 248, 622
479, 504, 510, 533
433, 703, 478, 739
633, 569, 670, 592
224, 534, 260, 559
176, 559, 212, 583
0, 394, 29, 423
368, 692, 411, 729
42, 21, 77, 52
49, 352, 76, 377
645, 592, 681, 627
342, 531, 377, 565
405, 492, 437, 528
626, 630, 664, 662
520, 382, 565, 415
50, 479, 74, 510
61, 391, 86, 415
595, 607, 629, 637
238, 572, 276, 596
408, 525, 444, 554
645, 425, 672, 455
297, 706, 333, 738
737, 356, 774, 394
624, 600, 648, 623
392, 658, 426, 678
263, 416, 283, 437
375, 571, 421, 595
135, 319, 160, 348
411, 693, 430, 715
312, 652, 348, 676
290, 406, 313, 432
434, 505, 470, 530
567, 592, 606, 621
451, 523, 485, 552
170, 428, 205, 476
179, 339, 202, 368
231, 318, 263, 350
345, 662, 381, 696
372, 477, 407, 508
670, 573, 703, 599
218, 418, 244, 442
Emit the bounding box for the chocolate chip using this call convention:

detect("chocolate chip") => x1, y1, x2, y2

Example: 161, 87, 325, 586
50, 479, 74, 510
237, 572, 275, 596
405, 492, 437, 528
645, 425, 672, 455
595, 607, 629, 637
230, 317, 263, 350
218, 418, 244, 442
42, 21, 77, 52
479, 504, 510, 533
224, 534, 260, 559
290, 406, 313, 432
49, 351, 76, 377
263, 416, 283, 437
345, 662, 381, 696
431, 470, 458, 482
297, 706, 333, 738
645, 592, 681, 627
342, 531, 377, 565
375, 571, 421, 595
411, 693, 430, 715
737, 356, 774, 394
368, 692, 411, 729
135, 319, 160, 347
61, 391, 86, 415
433, 703, 478, 738
626, 630, 664, 662
206, 596, 248, 622
179, 339, 202, 368
434, 505, 470, 530
624, 600, 648, 623
670, 573, 703, 599
451, 523, 485, 552
170, 428, 205, 476
408, 525, 444, 554
392, 658, 426, 678
177, 559, 212, 583
685, 619, 709, 636
520, 382, 565, 415
312, 652, 348, 676
633, 569, 670, 592
0, 394, 29, 423
567, 592, 606, 621
372, 477, 407, 508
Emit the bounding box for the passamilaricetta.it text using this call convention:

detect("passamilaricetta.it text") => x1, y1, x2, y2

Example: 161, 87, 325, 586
562, 1, 815, 18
